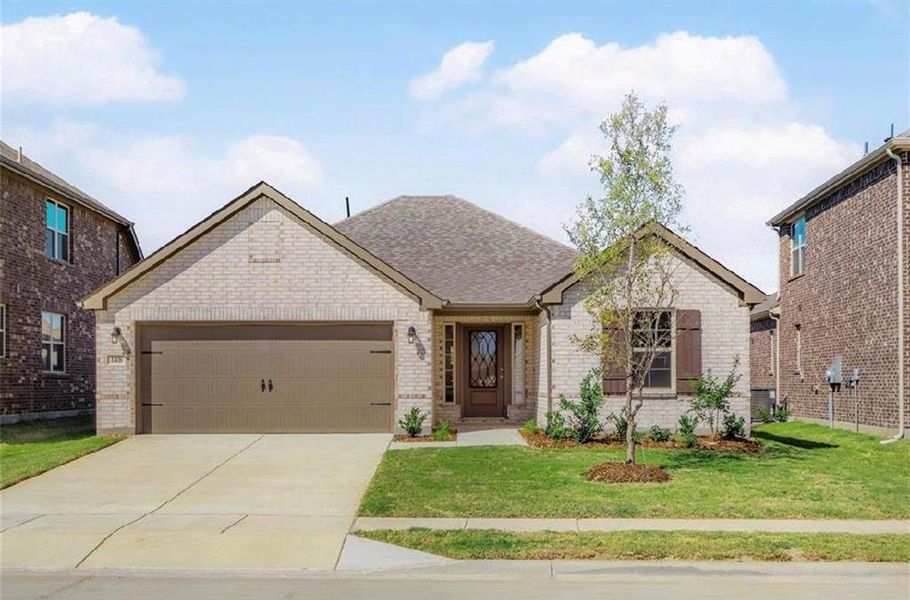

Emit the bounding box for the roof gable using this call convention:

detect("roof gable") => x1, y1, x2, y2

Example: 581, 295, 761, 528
335, 195, 577, 305
81, 182, 444, 310
540, 221, 766, 306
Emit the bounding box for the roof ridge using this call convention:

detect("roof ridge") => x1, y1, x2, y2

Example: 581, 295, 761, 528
340, 193, 577, 255
443, 194, 577, 255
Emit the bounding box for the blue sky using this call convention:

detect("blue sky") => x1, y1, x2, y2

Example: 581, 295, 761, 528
2, 0, 907, 292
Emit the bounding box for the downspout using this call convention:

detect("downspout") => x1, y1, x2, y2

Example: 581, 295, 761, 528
883, 147, 906, 444
535, 298, 553, 417
770, 308, 781, 412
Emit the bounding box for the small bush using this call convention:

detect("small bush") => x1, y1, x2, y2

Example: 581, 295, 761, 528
756, 407, 772, 423
558, 370, 605, 444
520, 419, 541, 434
647, 425, 672, 443
609, 408, 628, 440
545, 411, 569, 440
398, 407, 426, 437
689, 359, 741, 437
676, 413, 698, 448
722, 413, 746, 439
433, 420, 454, 441
775, 406, 791, 422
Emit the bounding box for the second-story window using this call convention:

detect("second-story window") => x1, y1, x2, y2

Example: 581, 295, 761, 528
46, 200, 69, 261
791, 215, 806, 277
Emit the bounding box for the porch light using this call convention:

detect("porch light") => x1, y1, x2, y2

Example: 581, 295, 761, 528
111, 326, 122, 344
407, 326, 417, 344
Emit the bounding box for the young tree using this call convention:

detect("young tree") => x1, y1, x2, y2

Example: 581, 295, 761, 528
566, 92, 686, 464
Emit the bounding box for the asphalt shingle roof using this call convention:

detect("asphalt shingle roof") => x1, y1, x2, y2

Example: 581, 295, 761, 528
335, 195, 577, 305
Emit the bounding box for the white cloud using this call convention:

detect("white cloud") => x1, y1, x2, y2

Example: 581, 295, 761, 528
1, 12, 184, 106
76, 133, 320, 250
409, 41, 494, 101
410, 31, 861, 292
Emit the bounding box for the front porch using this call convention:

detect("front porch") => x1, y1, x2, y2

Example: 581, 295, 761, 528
431, 312, 545, 426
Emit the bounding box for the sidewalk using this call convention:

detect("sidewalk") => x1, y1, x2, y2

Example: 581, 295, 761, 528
353, 517, 910, 535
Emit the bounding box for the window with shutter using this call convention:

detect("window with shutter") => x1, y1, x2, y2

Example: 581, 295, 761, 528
676, 309, 702, 394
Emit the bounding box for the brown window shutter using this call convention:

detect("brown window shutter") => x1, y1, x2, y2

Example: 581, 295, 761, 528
602, 320, 627, 395
676, 309, 702, 394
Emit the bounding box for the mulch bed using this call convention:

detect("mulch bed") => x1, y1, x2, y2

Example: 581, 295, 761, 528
520, 429, 761, 453
585, 461, 672, 483
392, 433, 457, 443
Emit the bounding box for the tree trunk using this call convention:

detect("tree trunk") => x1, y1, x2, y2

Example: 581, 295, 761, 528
625, 386, 635, 464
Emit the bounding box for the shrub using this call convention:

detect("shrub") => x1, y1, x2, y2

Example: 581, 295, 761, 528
689, 359, 741, 437
558, 370, 605, 444
647, 425, 671, 443
609, 408, 628, 441
756, 407, 772, 423
520, 419, 541, 434
722, 413, 746, 439
545, 411, 569, 440
676, 413, 698, 448
775, 406, 791, 422
433, 420, 454, 441
398, 407, 426, 437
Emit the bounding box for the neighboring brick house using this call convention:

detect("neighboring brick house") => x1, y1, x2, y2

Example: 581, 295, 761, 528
768, 130, 908, 436
82, 182, 763, 436
0, 141, 142, 422
749, 293, 778, 419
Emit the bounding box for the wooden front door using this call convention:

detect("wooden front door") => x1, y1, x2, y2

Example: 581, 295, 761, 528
462, 326, 505, 417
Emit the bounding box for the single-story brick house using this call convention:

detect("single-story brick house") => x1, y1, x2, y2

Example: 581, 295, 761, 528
82, 182, 764, 435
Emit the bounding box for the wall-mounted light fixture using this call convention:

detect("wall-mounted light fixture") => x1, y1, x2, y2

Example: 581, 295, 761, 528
407, 326, 417, 344
111, 326, 123, 344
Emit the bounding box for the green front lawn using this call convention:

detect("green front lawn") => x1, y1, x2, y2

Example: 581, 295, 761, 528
359, 422, 910, 519
0, 416, 121, 489
360, 529, 910, 562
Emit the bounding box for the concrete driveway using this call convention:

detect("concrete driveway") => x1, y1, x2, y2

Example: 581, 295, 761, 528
0, 433, 390, 570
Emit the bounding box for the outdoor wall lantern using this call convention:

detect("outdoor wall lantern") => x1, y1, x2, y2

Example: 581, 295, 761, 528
407, 326, 417, 344
111, 326, 123, 344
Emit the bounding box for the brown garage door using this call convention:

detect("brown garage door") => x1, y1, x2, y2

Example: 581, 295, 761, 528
139, 324, 393, 433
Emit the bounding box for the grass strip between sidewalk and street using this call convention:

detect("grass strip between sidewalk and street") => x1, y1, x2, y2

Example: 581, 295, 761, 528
0, 416, 121, 489
359, 529, 910, 562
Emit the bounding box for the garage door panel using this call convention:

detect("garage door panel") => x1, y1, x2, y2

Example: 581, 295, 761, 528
142, 324, 393, 433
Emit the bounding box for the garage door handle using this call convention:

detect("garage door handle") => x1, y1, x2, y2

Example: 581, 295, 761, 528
261, 379, 266, 392
268, 379, 274, 392
370, 402, 391, 406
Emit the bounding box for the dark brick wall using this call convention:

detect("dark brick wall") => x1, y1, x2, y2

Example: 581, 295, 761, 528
0, 169, 140, 417
750, 317, 777, 391
776, 157, 908, 429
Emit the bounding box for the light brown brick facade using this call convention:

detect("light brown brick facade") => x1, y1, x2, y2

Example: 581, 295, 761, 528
94, 197, 433, 434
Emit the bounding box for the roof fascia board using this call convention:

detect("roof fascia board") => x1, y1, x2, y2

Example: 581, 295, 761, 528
768, 138, 910, 226
82, 182, 444, 310
1, 160, 144, 259
538, 223, 764, 306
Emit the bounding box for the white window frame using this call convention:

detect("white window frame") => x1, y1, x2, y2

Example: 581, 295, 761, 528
45, 199, 70, 262
791, 215, 806, 277
41, 311, 66, 373
633, 309, 675, 393
511, 322, 525, 406
443, 323, 455, 403
0, 303, 6, 358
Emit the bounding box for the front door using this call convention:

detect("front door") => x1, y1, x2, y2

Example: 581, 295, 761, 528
463, 326, 505, 417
